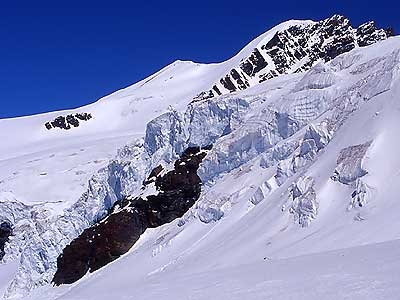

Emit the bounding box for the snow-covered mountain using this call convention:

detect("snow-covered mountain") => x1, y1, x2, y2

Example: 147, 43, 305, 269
1, 15, 400, 299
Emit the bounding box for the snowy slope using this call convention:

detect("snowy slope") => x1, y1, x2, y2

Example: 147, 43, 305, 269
35, 36, 400, 300
48, 239, 400, 300
1, 15, 400, 300
0, 60, 217, 207
0, 19, 313, 298
0, 19, 307, 209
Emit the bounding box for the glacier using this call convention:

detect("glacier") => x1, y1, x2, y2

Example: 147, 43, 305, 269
1, 15, 400, 299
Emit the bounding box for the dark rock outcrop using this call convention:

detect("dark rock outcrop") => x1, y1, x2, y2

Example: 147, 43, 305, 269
194, 15, 391, 101
45, 113, 92, 130
385, 27, 395, 37
230, 69, 249, 90
356, 21, 387, 47
212, 85, 222, 96
220, 75, 237, 93
52, 146, 210, 285
240, 48, 268, 77
0, 221, 12, 261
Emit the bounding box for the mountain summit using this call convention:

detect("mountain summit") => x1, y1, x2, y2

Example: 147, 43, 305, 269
194, 14, 392, 101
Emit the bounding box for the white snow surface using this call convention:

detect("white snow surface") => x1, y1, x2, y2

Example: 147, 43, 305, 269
44, 239, 400, 300
1, 19, 400, 300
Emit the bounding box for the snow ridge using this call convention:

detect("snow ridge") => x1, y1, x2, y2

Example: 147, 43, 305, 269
194, 15, 391, 101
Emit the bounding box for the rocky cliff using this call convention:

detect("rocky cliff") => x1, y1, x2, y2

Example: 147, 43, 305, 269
194, 15, 392, 101
52, 146, 210, 284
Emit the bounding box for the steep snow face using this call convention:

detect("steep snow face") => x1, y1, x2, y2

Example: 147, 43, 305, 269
39, 36, 400, 300
0, 16, 399, 300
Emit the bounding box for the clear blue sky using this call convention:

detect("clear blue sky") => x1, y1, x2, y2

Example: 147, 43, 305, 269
0, 0, 397, 118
